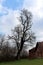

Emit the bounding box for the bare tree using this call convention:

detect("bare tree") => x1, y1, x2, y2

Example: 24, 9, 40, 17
3, 41, 10, 58
0, 34, 5, 50
8, 9, 36, 59
0, 34, 5, 61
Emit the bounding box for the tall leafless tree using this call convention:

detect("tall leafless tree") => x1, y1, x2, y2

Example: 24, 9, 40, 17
8, 9, 36, 59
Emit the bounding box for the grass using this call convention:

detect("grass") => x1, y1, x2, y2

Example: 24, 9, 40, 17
0, 59, 43, 65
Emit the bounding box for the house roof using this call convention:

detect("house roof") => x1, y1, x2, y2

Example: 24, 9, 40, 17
29, 42, 43, 52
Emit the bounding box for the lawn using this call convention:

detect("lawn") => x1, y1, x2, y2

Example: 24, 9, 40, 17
0, 59, 43, 65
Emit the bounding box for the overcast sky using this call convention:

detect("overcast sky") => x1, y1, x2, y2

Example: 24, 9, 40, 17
0, 0, 43, 42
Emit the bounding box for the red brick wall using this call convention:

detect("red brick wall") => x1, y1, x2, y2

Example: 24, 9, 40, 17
29, 42, 43, 59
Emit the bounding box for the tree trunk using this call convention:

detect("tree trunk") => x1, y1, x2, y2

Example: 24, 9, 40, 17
16, 41, 24, 59
16, 37, 24, 60
16, 49, 21, 60
16, 44, 23, 59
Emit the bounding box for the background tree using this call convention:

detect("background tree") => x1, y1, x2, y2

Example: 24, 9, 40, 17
0, 34, 5, 50
8, 9, 36, 59
0, 34, 5, 61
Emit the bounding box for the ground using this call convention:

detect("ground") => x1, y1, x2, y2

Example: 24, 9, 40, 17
0, 59, 43, 65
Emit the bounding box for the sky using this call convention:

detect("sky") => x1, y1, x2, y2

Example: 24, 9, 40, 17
0, 0, 43, 42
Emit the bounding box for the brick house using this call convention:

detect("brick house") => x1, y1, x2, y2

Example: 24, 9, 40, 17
29, 42, 43, 59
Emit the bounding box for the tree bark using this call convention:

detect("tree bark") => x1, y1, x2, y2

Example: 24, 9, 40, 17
16, 37, 24, 59
16, 43, 23, 59
16, 37, 24, 60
